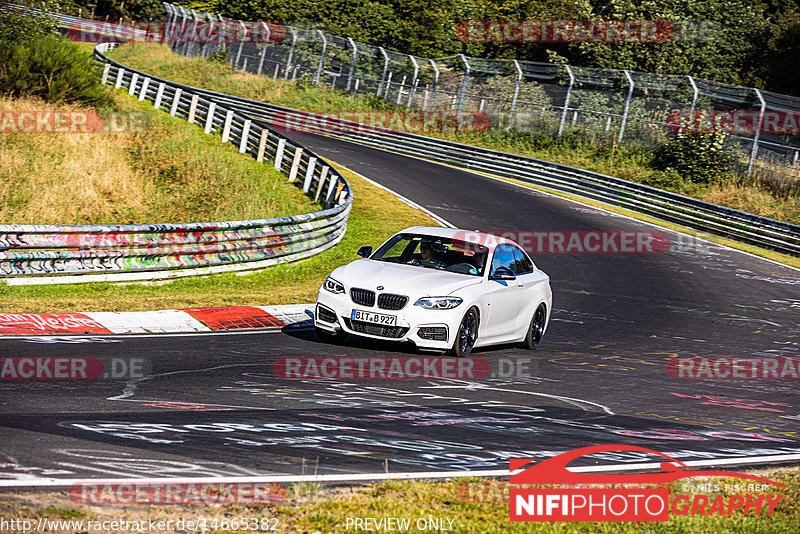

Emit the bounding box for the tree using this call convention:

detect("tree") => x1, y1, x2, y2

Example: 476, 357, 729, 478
564, 0, 770, 87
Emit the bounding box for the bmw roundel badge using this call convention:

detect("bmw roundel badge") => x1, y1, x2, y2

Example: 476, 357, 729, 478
377, 286, 384, 290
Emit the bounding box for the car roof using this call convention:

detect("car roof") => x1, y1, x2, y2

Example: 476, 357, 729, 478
397, 226, 521, 249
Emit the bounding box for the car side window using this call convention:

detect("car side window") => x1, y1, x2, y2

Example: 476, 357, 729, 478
512, 246, 533, 274
491, 245, 517, 275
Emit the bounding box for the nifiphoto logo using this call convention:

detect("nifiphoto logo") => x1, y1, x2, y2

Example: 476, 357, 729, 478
509, 445, 786, 522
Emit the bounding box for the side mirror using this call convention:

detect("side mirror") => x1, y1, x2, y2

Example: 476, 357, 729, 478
357, 246, 373, 258
490, 266, 516, 280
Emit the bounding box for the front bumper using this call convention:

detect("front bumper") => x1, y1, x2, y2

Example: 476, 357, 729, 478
315, 289, 463, 350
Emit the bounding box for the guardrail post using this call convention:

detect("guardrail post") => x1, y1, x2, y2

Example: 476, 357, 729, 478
204, 102, 216, 133
257, 129, 269, 162
428, 59, 440, 113
314, 30, 327, 86
303, 157, 317, 192
239, 119, 252, 153
138, 77, 151, 101
115, 67, 125, 88
557, 65, 574, 137
346, 37, 357, 92
289, 146, 303, 181
748, 89, 766, 176
407, 55, 419, 108
187, 94, 199, 123
274, 138, 286, 170
617, 70, 634, 144
456, 54, 470, 114
315, 166, 329, 201
377, 47, 390, 96
507, 59, 523, 130
257, 22, 271, 75
154, 82, 165, 109
221, 109, 233, 142
128, 72, 139, 95
284, 27, 297, 79
101, 64, 111, 85
325, 174, 339, 205
169, 87, 182, 116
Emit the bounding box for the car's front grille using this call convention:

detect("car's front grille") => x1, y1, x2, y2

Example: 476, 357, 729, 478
344, 318, 409, 339
350, 288, 375, 307
377, 293, 408, 310
417, 326, 448, 341
316, 304, 337, 324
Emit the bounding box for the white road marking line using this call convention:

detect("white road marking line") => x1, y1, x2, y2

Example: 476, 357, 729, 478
3, 453, 800, 487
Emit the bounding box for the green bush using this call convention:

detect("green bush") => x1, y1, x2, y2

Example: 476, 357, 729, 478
0, 35, 113, 107
0, 0, 59, 43
652, 132, 735, 184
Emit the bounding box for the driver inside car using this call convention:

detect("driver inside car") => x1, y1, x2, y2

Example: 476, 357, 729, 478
410, 240, 446, 269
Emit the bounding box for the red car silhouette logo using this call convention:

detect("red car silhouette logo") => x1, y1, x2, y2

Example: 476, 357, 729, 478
510, 444, 785, 487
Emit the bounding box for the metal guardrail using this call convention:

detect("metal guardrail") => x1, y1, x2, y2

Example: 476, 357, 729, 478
162, 2, 800, 177
7, 5, 800, 262
0, 42, 352, 285
99, 75, 800, 256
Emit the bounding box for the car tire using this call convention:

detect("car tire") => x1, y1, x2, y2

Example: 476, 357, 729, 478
315, 326, 347, 344
450, 307, 479, 357
523, 304, 547, 350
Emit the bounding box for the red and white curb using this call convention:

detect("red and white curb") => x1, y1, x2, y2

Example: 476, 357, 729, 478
0, 304, 314, 336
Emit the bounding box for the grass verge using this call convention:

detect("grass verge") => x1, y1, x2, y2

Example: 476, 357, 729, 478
0, 470, 797, 532
0, 163, 436, 312
0, 92, 316, 224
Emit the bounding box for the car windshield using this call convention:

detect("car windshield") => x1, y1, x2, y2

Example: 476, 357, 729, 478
371, 233, 488, 276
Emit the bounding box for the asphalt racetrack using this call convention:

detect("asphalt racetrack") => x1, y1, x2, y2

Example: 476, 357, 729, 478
2, 132, 800, 482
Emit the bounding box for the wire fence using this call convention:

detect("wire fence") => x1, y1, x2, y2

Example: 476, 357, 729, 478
162, 2, 800, 181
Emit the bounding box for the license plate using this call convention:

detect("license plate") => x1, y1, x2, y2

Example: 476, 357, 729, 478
351, 309, 397, 326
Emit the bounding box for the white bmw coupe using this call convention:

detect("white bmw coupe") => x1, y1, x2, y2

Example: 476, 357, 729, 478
314, 226, 552, 356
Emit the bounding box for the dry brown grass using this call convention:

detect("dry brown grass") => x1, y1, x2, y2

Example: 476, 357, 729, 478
0, 97, 151, 224
701, 182, 800, 223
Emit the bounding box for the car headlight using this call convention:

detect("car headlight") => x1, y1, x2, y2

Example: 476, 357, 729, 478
414, 297, 463, 310
322, 276, 345, 294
